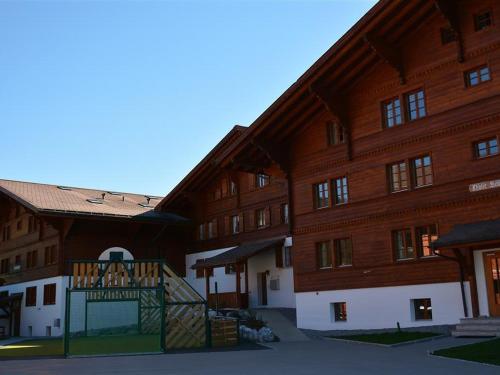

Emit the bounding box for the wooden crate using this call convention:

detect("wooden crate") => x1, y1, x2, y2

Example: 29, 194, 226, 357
210, 318, 239, 347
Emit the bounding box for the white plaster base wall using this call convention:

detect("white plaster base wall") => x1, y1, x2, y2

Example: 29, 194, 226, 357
296, 281, 472, 331
0, 276, 68, 337
184, 237, 295, 309
474, 248, 499, 317
247, 247, 295, 308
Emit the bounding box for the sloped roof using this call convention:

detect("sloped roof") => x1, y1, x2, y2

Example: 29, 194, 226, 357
432, 219, 500, 249
0, 179, 187, 223
192, 237, 285, 268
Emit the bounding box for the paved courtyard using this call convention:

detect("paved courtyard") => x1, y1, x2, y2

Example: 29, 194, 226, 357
0, 337, 498, 375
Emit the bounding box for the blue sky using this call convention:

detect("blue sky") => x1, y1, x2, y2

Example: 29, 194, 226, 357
0, 0, 376, 196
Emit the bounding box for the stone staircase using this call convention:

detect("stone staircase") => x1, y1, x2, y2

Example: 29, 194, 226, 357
452, 317, 500, 337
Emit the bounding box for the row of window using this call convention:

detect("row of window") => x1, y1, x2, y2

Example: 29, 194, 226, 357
25, 283, 56, 307
380, 66, 492, 129
314, 137, 499, 209
198, 204, 289, 240
2, 216, 39, 242
316, 225, 438, 269
210, 173, 270, 202
331, 298, 432, 322
0, 246, 58, 274
440, 8, 493, 47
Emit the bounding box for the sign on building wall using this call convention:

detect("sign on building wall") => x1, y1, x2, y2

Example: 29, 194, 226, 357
469, 179, 500, 193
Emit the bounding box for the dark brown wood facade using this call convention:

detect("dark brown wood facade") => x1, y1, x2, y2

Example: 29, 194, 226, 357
0, 194, 187, 285
213, 0, 500, 313
158, 127, 290, 256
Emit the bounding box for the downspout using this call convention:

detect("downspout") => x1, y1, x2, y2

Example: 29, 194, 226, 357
432, 246, 468, 318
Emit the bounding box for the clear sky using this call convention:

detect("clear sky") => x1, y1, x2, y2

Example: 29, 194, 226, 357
0, 0, 376, 197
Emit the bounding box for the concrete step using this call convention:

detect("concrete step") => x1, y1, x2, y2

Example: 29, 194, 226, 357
459, 317, 500, 324
456, 324, 500, 331
452, 330, 499, 337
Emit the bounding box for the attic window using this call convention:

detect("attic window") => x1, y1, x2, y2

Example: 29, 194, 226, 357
138, 203, 154, 208
440, 27, 456, 45
107, 191, 122, 196
87, 199, 103, 204
57, 186, 72, 191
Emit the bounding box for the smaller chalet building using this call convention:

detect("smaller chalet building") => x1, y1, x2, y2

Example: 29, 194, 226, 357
156, 126, 296, 311
0, 180, 186, 338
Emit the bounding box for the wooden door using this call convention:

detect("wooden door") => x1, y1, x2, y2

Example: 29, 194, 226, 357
257, 272, 268, 306
484, 251, 500, 317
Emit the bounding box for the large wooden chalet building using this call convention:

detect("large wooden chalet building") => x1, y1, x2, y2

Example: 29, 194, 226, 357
2, 0, 500, 337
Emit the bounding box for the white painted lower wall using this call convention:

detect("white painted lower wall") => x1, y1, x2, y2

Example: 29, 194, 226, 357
0, 276, 68, 337
474, 247, 499, 317
184, 237, 295, 308
296, 281, 472, 331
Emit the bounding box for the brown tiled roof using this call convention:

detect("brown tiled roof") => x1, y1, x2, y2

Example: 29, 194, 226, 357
0, 179, 186, 223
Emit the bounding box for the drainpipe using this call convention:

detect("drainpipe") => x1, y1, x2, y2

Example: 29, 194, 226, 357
432, 246, 469, 318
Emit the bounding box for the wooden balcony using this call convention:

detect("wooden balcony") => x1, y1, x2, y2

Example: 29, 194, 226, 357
208, 292, 248, 309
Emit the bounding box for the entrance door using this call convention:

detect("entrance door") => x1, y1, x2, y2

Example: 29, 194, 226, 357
257, 272, 267, 306
484, 251, 500, 317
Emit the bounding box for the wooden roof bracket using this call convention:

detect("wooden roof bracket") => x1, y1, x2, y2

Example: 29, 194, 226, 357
309, 83, 353, 160
250, 138, 290, 174
434, 0, 464, 63
363, 32, 405, 84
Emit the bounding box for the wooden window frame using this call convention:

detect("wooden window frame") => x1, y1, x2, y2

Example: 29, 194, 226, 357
333, 302, 347, 322
198, 223, 205, 241
392, 228, 415, 261
25, 286, 37, 307
43, 283, 56, 306
415, 224, 439, 258
382, 97, 403, 128
412, 298, 433, 320
404, 88, 427, 122
388, 161, 409, 193
231, 215, 240, 235
27, 250, 38, 269
334, 238, 353, 267
0, 258, 9, 274
411, 155, 434, 188
440, 27, 456, 45
281, 203, 289, 224
255, 173, 270, 189
44, 246, 58, 266
473, 136, 499, 159
332, 176, 349, 206
316, 241, 333, 270
256, 208, 266, 229
465, 65, 491, 88
474, 9, 493, 32
313, 181, 330, 209
326, 120, 345, 146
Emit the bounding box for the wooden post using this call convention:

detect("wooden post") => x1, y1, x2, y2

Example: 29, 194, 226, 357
235, 263, 241, 308
244, 260, 249, 309
205, 268, 210, 302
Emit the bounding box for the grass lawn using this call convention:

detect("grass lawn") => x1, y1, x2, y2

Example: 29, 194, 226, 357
433, 338, 500, 366
0, 335, 161, 358
331, 331, 441, 345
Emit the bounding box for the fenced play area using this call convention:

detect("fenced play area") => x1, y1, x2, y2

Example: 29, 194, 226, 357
64, 260, 211, 357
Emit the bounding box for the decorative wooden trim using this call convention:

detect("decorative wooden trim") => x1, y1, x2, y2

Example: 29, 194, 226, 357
294, 105, 500, 179
294, 189, 500, 236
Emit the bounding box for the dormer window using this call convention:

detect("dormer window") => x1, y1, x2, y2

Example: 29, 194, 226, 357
326, 121, 345, 146
474, 10, 492, 31
256, 174, 270, 188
